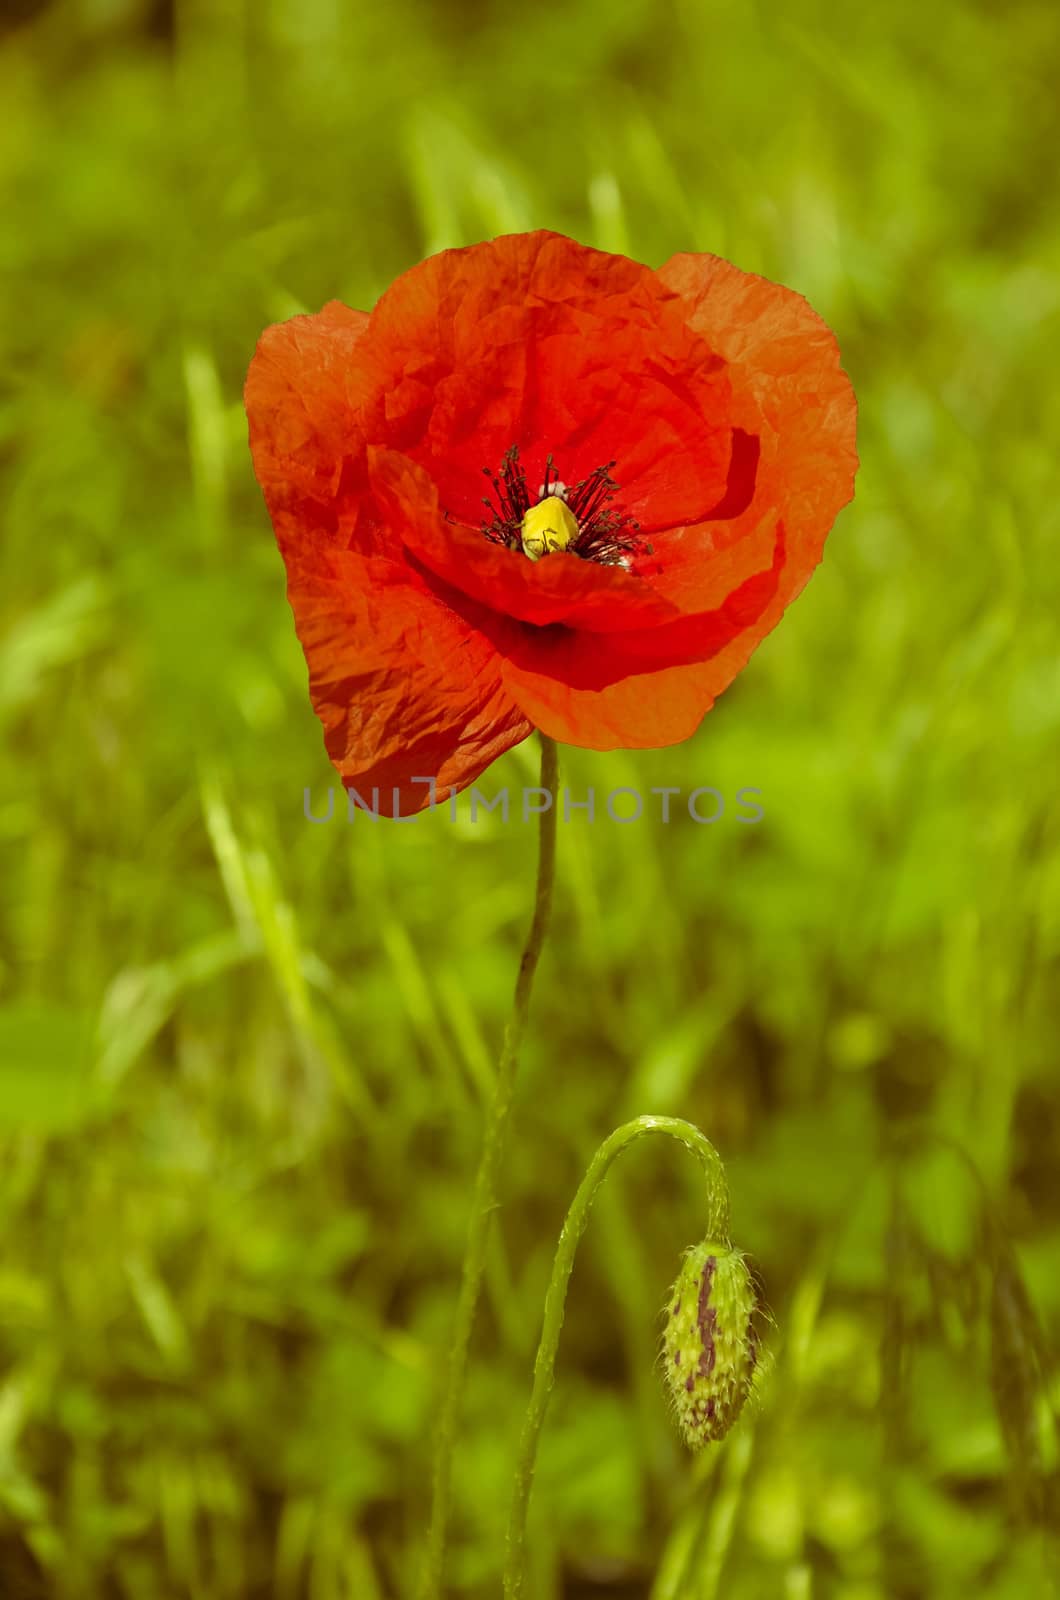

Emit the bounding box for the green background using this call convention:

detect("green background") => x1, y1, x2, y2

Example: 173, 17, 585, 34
1, 0, 1058, 1595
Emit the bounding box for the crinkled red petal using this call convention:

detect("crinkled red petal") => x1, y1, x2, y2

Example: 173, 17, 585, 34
494, 517, 786, 742
368, 447, 682, 633
490, 251, 858, 745
643, 251, 858, 619
244, 300, 380, 556
284, 545, 530, 812
351, 231, 736, 534
246, 306, 530, 808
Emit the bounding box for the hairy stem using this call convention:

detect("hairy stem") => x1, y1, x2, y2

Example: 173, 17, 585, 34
504, 1115, 731, 1599
417, 734, 559, 1600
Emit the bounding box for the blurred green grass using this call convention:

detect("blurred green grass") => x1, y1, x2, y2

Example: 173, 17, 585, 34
2, 0, 1059, 1595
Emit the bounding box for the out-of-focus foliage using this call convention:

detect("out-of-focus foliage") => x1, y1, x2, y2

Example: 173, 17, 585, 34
1, 0, 1058, 1595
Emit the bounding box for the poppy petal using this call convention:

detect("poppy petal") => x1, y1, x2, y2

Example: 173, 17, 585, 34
367, 446, 682, 633
497, 551, 787, 749
351, 231, 736, 533
648, 252, 858, 617
495, 517, 787, 743
245, 299, 381, 559
283, 545, 531, 813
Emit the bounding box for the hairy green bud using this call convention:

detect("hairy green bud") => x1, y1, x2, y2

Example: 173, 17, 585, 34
661, 1240, 758, 1449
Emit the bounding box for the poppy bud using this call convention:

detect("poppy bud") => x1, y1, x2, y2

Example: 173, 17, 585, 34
661, 1239, 758, 1449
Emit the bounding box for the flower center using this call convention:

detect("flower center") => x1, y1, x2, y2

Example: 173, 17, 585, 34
479, 445, 648, 569
520, 495, 578, 561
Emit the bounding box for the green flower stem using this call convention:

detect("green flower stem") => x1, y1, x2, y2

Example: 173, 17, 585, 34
504, 1115, 731, 1600
418, 734, 559, 1600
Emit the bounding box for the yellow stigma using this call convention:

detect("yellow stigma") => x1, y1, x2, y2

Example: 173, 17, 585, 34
520, 495, 578, 561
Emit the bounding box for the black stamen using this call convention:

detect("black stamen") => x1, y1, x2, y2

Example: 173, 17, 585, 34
478, 445, 648, 568
481, 446, 532, 548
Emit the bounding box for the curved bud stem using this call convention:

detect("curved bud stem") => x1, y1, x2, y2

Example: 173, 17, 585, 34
504, 1115, 731, 1600
418, 733, 559, 1600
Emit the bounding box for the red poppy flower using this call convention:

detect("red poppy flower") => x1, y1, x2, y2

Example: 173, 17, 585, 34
245, 231, 856, 813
